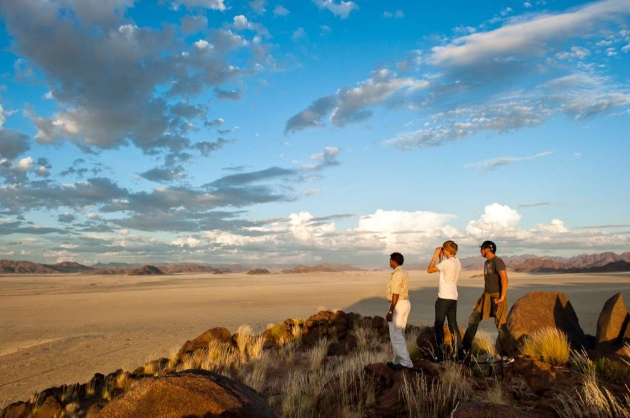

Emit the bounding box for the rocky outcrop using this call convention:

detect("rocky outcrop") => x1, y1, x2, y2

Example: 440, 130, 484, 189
127, 265, 164, 275
94, 370, 275, 418
507, 292, 589, 349
280, 263, 363, 274
177, 327, 232, 360
596, 293, 630, 347
247, 268, 271, 275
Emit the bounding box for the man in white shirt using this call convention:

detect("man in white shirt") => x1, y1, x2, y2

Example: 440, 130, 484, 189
385, 252, 413, 370
427, 240, 462, 362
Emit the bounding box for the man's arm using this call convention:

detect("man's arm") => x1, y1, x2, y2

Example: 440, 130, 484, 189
494, 270, 508, 303
386, 293, 399, 322
427, 247, 443, 273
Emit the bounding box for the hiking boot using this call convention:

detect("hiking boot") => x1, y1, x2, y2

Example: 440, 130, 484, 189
501, 356, 514, 365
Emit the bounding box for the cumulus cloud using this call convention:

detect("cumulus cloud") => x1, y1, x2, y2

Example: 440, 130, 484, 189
465, 151, 552, 172
0, 0, 264, 159
312, 0, 358, 19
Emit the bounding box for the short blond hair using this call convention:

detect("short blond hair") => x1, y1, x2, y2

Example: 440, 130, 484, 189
443, 240, 458, 255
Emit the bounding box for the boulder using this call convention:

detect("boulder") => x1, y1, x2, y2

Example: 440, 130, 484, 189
0, 402, 31, 418
507, 292, 589, 349
34, 395, 63, 418
176, 327, 232, 360
95, 370, 275, 418
596, 293, 630, 347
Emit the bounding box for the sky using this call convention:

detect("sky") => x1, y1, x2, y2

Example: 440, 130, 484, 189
0, 0, 629, 267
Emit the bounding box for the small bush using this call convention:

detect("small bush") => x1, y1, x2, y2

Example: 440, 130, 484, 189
594, 358, 630, 383
520, 327, 570, 366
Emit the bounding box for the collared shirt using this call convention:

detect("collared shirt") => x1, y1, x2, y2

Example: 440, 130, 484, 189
386, 266, 409, 301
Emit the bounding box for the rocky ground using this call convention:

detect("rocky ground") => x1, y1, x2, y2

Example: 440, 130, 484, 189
2, 291, 629, 418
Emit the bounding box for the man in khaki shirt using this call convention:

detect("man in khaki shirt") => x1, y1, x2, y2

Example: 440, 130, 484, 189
386, 252, 413, 370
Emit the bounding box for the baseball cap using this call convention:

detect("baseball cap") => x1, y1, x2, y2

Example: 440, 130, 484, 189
480, 240, 497, 252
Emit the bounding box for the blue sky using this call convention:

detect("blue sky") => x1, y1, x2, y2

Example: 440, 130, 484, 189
0, 0, 628, 267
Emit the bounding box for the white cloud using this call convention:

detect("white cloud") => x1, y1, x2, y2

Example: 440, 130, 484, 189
429, 0, 630, 68
273, 5, 289, 16
233, 15, 248, 30
194, 39, 213, 50
466, 203, 523, 239
175, 0, 226, 11
330, 69, 428, 127
17, 157, 33, 170
465, 151, 552, 172
556, 46, 590, 60
171, 236, 202, 247
312, 0, 358, 19
384, 10, 404, 18
292, 27, 306, 41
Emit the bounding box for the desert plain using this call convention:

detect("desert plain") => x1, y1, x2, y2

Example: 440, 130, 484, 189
1, 270, 629, 406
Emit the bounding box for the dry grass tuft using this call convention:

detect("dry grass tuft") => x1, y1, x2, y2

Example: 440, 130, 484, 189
354, 326, 379, 354
400, 370, 468, 418
280, 367, 332, 417
471, 331, 497, 357
520, 327, 570, 365
406, 328, 421, 360
242, 351, 273, 393
485, 380, 506, 404
307, 338, 329, 370
554, 349, 630, 418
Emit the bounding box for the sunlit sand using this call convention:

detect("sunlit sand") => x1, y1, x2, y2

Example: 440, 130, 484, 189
1, 270, 629, 404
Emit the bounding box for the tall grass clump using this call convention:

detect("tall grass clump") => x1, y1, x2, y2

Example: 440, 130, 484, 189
236, 325, 254, 361
471, 331, 497, 357
242, 351, 273, 393
354, 326, 379, 354
307, 338, 329, 370
520, 327, 570, 366
281, 367, 332, 418
400, 370, 469, 418
554, 349, 630, 418
406, 327, 421, 360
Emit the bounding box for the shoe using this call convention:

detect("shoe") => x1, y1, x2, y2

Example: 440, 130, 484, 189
457, 349, 469, 363
501, 356, 514, 365
386, 361, 396, 369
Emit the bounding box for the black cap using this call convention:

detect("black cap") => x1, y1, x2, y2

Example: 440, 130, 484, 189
480, 240, 497, 252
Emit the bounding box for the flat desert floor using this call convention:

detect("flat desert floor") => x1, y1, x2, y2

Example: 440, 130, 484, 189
1, 270, 629, 405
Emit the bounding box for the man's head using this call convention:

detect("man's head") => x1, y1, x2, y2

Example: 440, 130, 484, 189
390, 252, 404, 268
479, 240, 496, 258
442, 240, 458, 257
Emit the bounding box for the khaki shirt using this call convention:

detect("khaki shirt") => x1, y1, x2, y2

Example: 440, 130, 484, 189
386, 266, 409, 301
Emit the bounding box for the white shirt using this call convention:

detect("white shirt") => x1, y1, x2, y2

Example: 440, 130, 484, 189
437, 257, 461, 300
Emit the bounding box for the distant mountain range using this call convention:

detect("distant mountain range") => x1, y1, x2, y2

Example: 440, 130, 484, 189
1, 252, 630, 275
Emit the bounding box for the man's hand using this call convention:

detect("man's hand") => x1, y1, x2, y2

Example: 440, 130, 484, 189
434, 247, 443, 256
494, 297, 504, 304
386, 311, 393, 322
